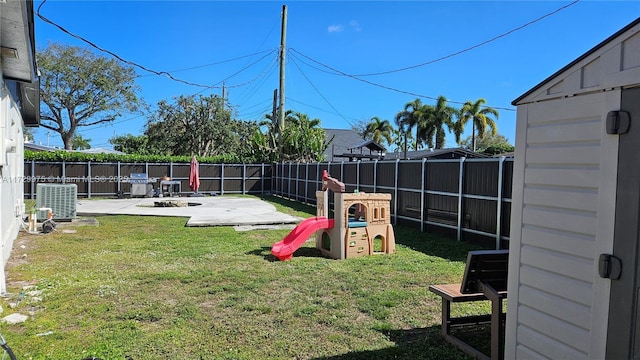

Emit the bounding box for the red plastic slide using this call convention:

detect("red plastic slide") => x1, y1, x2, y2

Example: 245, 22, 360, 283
271, 217, 334, 261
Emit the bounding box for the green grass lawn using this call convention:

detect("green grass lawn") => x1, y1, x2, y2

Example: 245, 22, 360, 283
3, 195, 492, 359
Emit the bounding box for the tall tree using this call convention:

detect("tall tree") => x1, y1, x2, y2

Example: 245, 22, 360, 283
364, 116, 393, 146
461, 133, 513, 155
350, 118, 369, 139
429, 96, 455, 149
456, 98, 499, 152
109, 134, 149, 154
394, 109, 412, 157
144, 94, 257, 157
401, 99, 428, 151
251, 111, 331, 162
37, 43, 142, 150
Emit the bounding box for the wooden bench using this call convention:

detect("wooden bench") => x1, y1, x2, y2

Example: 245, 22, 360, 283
429, 250, 509, 360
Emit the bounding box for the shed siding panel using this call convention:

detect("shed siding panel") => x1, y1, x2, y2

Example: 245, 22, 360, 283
508, 21, 640, 359
522, 206, 597, 237
509, 90, 616, 358
516, 326, 587, 359
526, 96, 602, 124
519, 285, 591, 329
622, 31, 640, 70
525, 145, 600, 165
519, 266, 592, 306
520, 245, 593, 283
515, 346, 550, 360
524, 167, 600, 189
526, 120, 601, 145
521, 226, 595, 259
523, 187, 598, 212
519, 305, 590, 351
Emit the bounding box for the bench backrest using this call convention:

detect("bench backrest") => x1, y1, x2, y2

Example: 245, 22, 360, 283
460, 250, 509, 294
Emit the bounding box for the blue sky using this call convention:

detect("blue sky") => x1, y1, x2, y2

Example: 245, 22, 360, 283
31, 1, 640, 151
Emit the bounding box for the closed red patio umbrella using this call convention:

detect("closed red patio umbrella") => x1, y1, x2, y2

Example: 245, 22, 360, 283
189, 155, 200, 193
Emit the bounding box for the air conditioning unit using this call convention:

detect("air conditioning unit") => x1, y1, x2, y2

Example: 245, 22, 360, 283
36, 184, 77, 220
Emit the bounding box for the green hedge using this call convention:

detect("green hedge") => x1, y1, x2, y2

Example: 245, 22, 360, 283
24, 150, 248, 164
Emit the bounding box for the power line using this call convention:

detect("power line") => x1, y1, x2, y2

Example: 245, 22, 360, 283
37, 0, 275, 91
351, 0, 582, 77
288, 97, 355, 120
233, 57, 279, 105
36, 0, 218, 88
289, 49, 516, 112
135, 49, 277, 78
288, 55, 354, 127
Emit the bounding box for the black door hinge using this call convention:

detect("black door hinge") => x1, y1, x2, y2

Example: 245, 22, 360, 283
599, 254, 622, 280
606, 111, 630, 135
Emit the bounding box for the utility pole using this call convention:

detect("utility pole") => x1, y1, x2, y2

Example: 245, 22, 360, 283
278, 4, 287, 159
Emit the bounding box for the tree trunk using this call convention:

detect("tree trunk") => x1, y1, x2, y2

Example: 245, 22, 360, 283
472, 121, 476, 152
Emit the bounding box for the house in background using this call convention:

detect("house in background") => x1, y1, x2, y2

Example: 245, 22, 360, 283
0, 0, 39, 293
24, 142, 56, 152
333, 139, 386, 162
383, 147, 489, 161
323, 128, 366, 161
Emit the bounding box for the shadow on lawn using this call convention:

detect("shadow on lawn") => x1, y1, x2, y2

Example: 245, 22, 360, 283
246, 246, 326, 262
311, 325, 478, 360
393, 226, 485, 262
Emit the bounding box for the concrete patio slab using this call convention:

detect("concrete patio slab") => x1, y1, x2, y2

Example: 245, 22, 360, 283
75, 196, 303, 227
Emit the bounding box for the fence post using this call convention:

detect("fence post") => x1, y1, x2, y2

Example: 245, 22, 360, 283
496, 156, 506, 250
421, 158, 426, 232
261, 163, 265, 195
242, 163, 246, 194
356, 160, 361, 191
373, 159, 378, 193
305, 162, 309, 204
87, 161, 92, 199
295, 162, 300, 201
456, 157, 466, 241
221, 164, 225, 195
117, 161, 122, 195
288, 162, 292, 200
316, 162, 321, 193
280, 163, 284, 197
62, 160, 66, 184
394, 159, 399, 225
30, 160, 35, 199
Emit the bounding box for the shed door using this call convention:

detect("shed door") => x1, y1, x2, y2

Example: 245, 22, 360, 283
606, 87, 640, 359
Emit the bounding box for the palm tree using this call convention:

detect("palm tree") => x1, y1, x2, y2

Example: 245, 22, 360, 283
425, 96, 455, 149
401, 98, 435, 151
456, 98, 499, 152
71, 134, 91, 150
394, 109, 412, 157
364, 116, 393, 146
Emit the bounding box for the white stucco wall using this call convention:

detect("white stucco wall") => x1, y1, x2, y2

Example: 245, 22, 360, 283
0, 78, 26, 294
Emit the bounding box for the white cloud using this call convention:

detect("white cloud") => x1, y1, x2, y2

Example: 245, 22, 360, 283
349, 20, 361, 32
328, 24, 344, 33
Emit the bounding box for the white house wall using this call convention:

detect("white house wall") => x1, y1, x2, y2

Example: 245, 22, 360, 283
507, 20, 640, 360
0, 78, 25, 295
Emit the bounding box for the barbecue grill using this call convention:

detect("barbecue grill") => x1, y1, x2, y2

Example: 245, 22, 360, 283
129, 173, 154, 197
